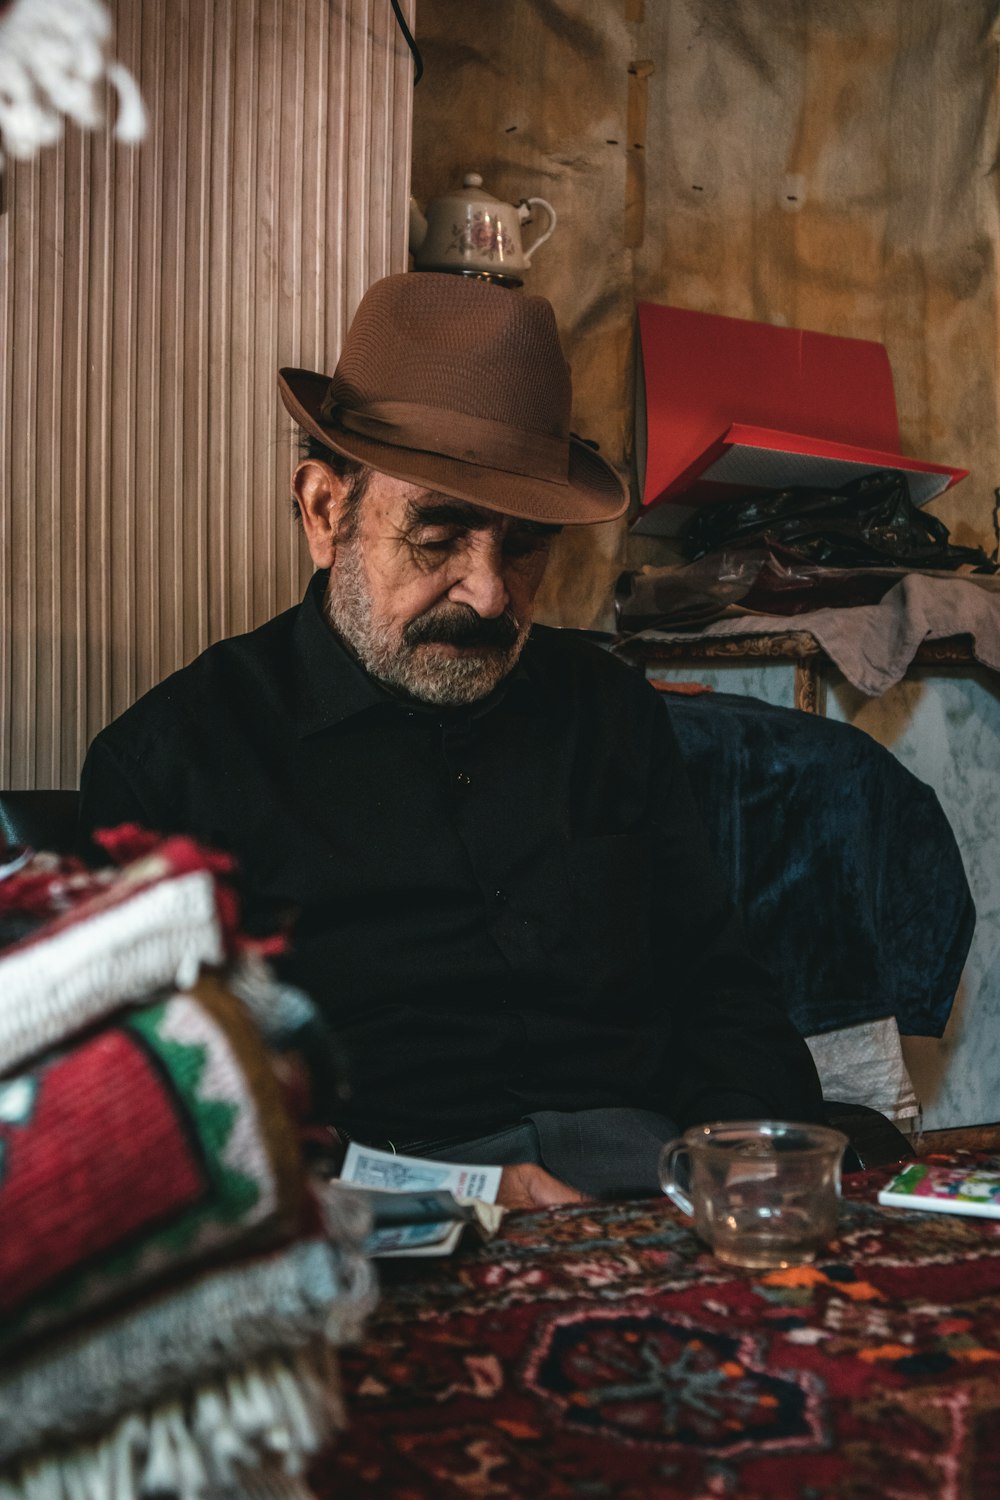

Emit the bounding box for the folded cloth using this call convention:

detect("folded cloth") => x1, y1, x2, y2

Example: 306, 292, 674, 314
0, 1235, 376, 1489
0, 834, 246, 1073
629, 572, 1000, 696
0, 829, 375, 1500
805, 1017, 919, 1125
0, 976, 305, 1355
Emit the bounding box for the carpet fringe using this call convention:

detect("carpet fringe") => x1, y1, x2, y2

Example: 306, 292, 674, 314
0, 1344, 344, 1500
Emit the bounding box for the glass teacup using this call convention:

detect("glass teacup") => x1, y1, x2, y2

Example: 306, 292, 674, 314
659, 1120, 848, 1270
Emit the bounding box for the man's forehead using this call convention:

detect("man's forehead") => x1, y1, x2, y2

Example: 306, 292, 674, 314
381, 481, 505, 530
369, 473, 556, 534
404, 493, 498, 528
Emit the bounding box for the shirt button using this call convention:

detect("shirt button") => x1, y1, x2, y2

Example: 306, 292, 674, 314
494, 888, 508, 905
455, 771, 472, 789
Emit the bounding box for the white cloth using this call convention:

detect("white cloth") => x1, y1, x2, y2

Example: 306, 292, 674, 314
640, 573, 1000, 697
806, 1017, 919, 1125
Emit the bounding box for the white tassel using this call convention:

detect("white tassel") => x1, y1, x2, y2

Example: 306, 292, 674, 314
59, 1458, 88, 1500
268, 1366, 321, 1471
18, 1461, 60, 1500
245, 1368, 293, 1458
32, 33, 105, 124
224, 1369, 276, 1444
158, 1410, 206, 1500
190, 1391, 251, 1486
109, 1420, 146, 1500
0, 51, 62, 157
79, 1443, 114, 1500
138, 1412, 177, 1499
105, 60, 144, 143
4, 1353, 341, 1500
0, 0, 146, 166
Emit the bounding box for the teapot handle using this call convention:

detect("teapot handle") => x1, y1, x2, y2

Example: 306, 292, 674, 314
520, 197, 557, 265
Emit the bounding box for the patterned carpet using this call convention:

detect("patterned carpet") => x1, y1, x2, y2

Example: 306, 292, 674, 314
316, 1157, 1000, 1499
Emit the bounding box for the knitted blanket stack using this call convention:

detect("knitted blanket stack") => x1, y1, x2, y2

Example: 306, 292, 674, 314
0, 827, 375, 1500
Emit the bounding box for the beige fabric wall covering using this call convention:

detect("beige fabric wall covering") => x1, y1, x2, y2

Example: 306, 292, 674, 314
1, 0, 414, 789
411, 0, 1000, 629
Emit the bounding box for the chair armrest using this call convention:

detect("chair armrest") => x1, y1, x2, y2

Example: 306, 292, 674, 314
0, 789, 81, 855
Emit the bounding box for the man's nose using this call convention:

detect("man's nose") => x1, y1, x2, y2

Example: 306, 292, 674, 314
448, 539, 509, 619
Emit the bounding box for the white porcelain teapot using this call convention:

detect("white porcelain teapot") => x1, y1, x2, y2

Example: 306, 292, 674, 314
408, 172, 557, 287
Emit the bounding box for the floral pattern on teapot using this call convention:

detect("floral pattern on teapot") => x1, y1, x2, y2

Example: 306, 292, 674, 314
448, 212, 516, 263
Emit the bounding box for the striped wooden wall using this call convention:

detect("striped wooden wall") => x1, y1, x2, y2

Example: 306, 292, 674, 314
0, 0, 414, 789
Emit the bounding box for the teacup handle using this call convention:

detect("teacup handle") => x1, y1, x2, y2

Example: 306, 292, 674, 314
520, 197, 557, 264
659, 1138, 694, 1217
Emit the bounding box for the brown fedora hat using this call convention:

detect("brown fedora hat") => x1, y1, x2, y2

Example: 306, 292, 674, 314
277, 272, 626, 525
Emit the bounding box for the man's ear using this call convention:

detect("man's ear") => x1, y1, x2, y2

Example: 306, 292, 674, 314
292, 460, 350, 569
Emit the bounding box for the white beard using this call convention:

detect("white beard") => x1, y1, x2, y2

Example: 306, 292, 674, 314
324, 541, 531, 706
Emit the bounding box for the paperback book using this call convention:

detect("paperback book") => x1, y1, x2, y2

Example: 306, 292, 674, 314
877, 1161, 1000, 1219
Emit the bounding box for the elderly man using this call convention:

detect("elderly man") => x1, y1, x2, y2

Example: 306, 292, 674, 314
80, 273, 824, 1205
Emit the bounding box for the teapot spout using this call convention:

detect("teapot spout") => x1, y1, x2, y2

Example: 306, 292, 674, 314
408, 196, 428, 255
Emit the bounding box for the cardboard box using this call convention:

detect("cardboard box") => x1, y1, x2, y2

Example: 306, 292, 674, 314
632, 303, 968, 537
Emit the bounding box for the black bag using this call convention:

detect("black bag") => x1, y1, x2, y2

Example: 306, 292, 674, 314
681, 469, 996, 572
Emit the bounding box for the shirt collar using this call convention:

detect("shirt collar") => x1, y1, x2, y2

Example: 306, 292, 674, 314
290, 571, 393, 737
290, 570, 545, 739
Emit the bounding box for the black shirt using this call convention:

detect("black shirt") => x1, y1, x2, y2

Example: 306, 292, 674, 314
79, 571, 824, 1144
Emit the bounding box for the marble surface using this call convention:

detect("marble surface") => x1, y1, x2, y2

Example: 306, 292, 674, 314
649, 658, 1000, 1131
647, 662, 799, 709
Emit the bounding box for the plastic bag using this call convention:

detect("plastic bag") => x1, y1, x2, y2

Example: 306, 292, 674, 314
615, 547, 905, 631
681, 469, 996, 572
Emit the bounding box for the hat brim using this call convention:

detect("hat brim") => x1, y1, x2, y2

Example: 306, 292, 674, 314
277, 368, 628, 526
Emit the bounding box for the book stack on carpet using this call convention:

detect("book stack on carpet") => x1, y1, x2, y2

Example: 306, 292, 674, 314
0, 827, 376, 1500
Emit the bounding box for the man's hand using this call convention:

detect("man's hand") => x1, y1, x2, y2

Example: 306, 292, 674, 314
497, 1162, 585, 1209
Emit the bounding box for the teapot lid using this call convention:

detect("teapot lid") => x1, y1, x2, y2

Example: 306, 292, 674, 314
446, 170, 508, 209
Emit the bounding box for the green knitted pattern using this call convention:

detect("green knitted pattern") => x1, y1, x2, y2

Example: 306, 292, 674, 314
128, 1000, 262, 1243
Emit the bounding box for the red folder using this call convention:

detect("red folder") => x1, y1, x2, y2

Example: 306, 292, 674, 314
633, 303, 968, 536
